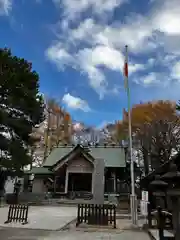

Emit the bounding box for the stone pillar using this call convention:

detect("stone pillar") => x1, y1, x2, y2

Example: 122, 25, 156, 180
32, 178, 46, 193
92, 158, 105, 204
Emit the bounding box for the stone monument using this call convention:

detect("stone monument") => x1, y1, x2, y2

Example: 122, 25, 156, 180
92, 158, 105, 204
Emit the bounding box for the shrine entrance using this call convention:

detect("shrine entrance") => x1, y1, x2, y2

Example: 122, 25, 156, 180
68, 172, 92, 192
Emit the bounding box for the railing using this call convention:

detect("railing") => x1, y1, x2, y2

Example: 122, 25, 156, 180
76, 204, 116, 228
4, 204, 29, 225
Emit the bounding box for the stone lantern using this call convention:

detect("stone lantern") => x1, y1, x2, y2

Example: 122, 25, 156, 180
148, 175, 168, 227
150, 175, 168, 209
161, 163, 180, 240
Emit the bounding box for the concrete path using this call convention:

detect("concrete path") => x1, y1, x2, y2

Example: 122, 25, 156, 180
0, 228, 150, 240
0, 206, 77, 230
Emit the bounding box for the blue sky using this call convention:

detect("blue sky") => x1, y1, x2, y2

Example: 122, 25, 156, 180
1, 0, 180, 127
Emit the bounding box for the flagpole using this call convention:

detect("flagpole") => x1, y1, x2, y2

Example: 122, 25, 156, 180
124, 45, 137, 225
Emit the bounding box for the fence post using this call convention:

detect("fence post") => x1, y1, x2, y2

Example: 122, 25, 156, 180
22, 205, 29, 224
76, 204, 80, 227
84, 204, 87, 223
95, 204, 98, 224
109, 205, 112, 224
113, 205, 116, 228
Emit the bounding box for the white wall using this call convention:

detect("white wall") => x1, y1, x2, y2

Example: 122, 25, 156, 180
4, 177, 24, 194
4, 177, 15, 194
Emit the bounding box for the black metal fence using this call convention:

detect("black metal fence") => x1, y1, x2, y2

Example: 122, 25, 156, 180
4, 204, 29, 225
76, 204, 116, 228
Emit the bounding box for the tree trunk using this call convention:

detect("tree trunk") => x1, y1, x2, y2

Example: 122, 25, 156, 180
142, 147, 149, 176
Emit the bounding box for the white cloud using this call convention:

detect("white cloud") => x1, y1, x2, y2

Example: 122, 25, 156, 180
76, 45, 124, 94
96, 17, 154, 53
0, 0, 12, 15
171, 62, 180, 80
68, 16, 154, 53
147, 58, 155, 66
46, 41, 145, 98
47, 0, 180, 98
152, 0, 180, 35
134, 72, 171, 88
76, 45, 124, 98
76, 46, 145, 95
85, 46, 124, 71
133, 72, 157, 86
62, 93, 91, 112
47, 5, 152, 96
86, 0, 180, 54
69, 18, 101, 42
150, 0, 180, 55
129, 63, 145, 74
45, 43, 74, 69
53, 0, 127, 22
146, 54, 177, 68
141, 72, 159, 85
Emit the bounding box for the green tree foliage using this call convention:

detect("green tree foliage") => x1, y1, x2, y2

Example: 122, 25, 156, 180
0, 48, 44, 172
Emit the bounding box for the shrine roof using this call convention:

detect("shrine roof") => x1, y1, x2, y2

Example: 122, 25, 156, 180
43, 144, 126, 168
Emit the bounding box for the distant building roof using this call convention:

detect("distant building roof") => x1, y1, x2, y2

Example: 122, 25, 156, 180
43, 144, 126, 168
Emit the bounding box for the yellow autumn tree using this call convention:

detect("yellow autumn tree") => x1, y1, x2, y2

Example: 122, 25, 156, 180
116, 100, 177, 136
44, 98, 72, 155
124, 100, 176, 127
30, 97, 73, 163
115, 100, 180, 174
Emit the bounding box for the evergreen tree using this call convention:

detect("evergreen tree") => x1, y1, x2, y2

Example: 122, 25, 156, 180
0, 48, 44, 173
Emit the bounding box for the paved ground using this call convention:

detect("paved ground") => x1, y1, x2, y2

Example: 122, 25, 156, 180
0, 228, 150, 240
0, 206, 77, 230
0, 206, 150, 239
52, 230, 150, 240
0, 227, 51, 240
